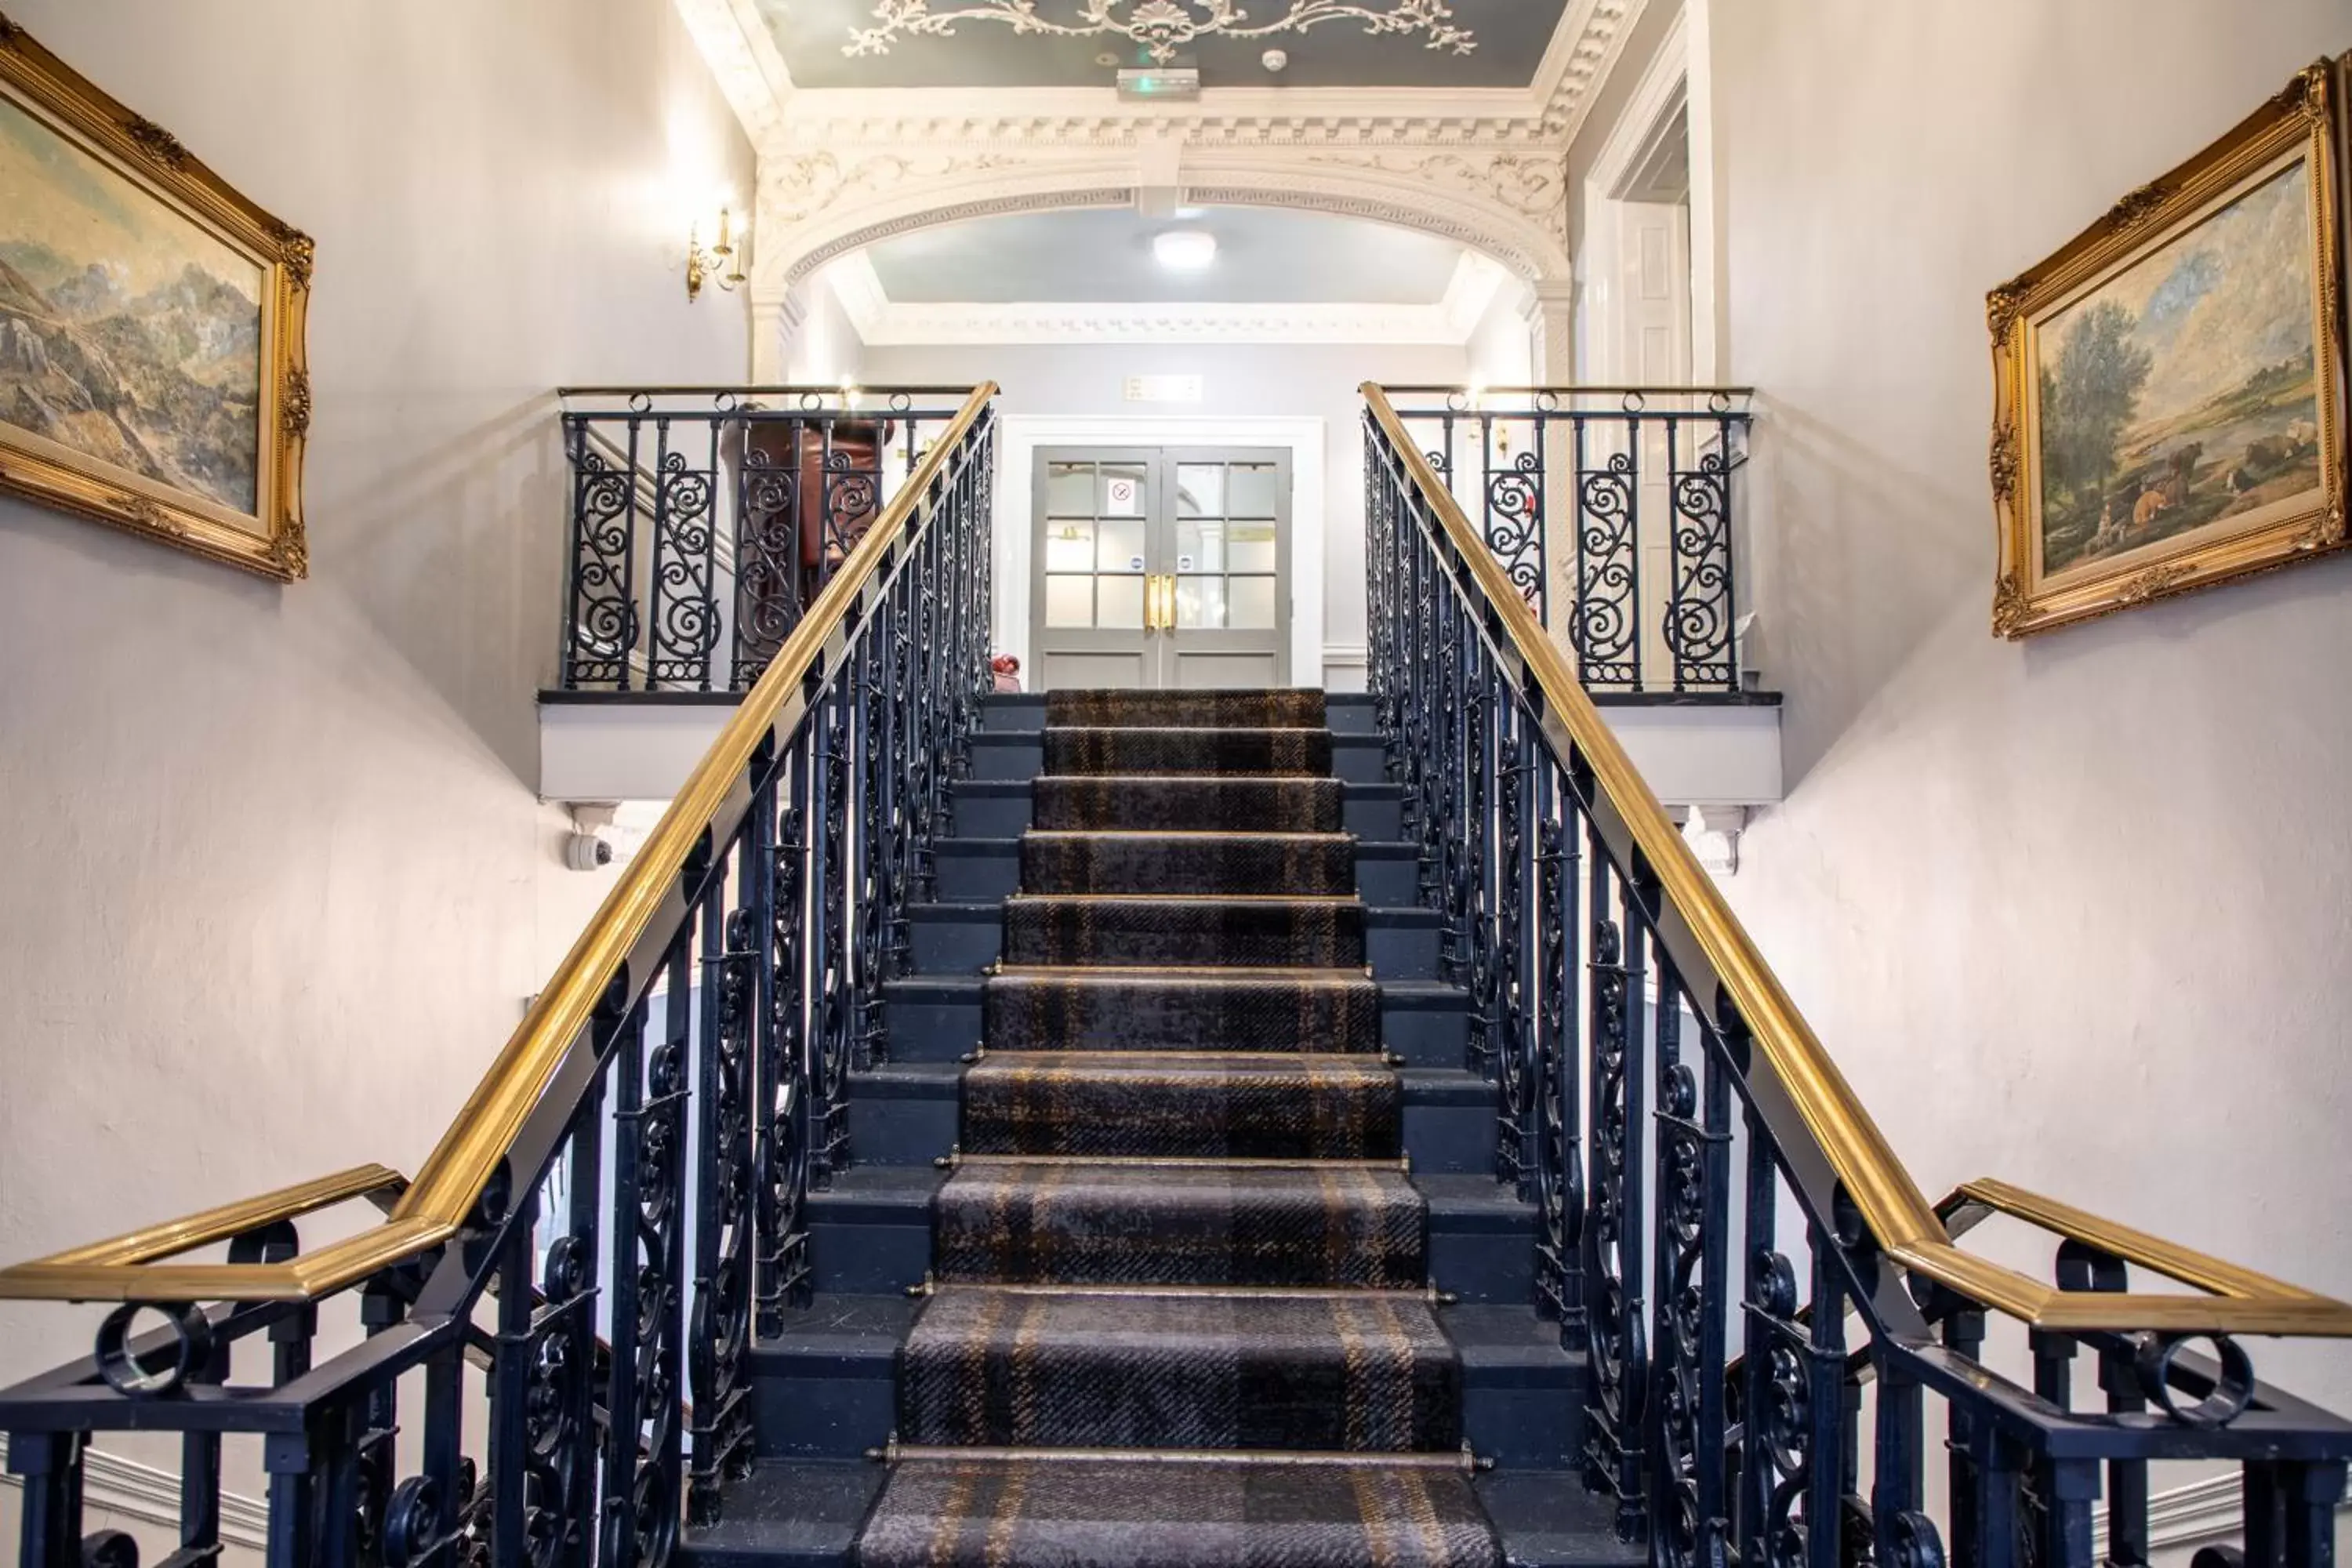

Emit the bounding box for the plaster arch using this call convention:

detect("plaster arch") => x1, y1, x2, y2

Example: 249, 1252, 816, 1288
747, 149, 1573, 316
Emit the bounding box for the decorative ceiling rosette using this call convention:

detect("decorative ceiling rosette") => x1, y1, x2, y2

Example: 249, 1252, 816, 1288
844, 0, 1478, 65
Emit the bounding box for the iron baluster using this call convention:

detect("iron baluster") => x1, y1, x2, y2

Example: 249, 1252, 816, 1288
760, 737, 815, 1321
1533, 755, 1586, 1348
1652, 964, 1731, 1568
488, 1190, 539, 1568
1666, 404, 1740, 691
1584, 846, 1650, 1538
732, 413, 804, 688
852, 590, 887, 1069
810, 683, 854, 1184
1483, 412, 1547, 620
1803, 1232, 1849, 1568
1494, 686, 1534, 1189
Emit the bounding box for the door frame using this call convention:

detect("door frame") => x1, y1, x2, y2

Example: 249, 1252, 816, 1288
996, 414, 1326, 687
1576, 0, 1725, 383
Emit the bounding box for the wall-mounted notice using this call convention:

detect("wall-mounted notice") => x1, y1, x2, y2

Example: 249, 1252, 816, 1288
1123, 375, 1204, 404
1105, 477, 1142, 515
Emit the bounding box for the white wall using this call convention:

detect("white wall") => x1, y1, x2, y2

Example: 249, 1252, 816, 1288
0, 0, 751, 1488
860, 339, 1471, 679
1701, 0, 2352, 1429
784, 263, 869, 386
1466, 282, 1536, 390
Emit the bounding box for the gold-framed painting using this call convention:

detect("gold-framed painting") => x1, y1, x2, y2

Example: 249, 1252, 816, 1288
1988, 60, 2346, 638
0, 13, 310, 580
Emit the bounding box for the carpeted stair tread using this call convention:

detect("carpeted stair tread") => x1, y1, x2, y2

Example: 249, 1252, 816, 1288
1045, 688, 1328, 729
1046, 726, 1334, 779
1021, 830, 1358, 896
900, 1288, 1461, 1450
935, 1161, 1425, 1288
1034, 775, 1344, 833
856, 1457, 1501, 1568
1004, 895, 1366, 967
963, 1053, 1402, 1159
985, 966, 1385, 1054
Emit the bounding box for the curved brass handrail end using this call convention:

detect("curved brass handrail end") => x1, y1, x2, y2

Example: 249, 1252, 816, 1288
1940, 1177, 2338, 1308
1890, 1236, 2352, 1338
15, 1163, 408, 1274
0, 1213, 450, 1305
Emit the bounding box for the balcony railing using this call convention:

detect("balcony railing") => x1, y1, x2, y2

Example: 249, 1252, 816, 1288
1384, 384, 1755, 695
555, 386, 978, 694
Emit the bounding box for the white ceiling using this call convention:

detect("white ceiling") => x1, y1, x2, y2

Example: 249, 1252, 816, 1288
861, 207, 1468, 306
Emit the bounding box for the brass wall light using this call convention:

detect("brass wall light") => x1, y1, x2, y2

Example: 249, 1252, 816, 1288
687, 208, 746, 301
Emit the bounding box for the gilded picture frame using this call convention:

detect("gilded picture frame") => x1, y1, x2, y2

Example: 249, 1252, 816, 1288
0, 13, 310, 580
1988, 61, 2346, 638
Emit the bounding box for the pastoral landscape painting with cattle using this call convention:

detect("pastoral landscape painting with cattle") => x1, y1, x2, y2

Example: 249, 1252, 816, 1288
2034, 156, 2323, 579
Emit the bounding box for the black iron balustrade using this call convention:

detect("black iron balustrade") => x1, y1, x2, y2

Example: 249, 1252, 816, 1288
0, 385, 998, 1568
1384, 384, 1754, 695
1363, 383, 2352, 1568
557, 385, 979, 693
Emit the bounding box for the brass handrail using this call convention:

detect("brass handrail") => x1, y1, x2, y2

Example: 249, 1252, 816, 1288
1363, 382, 2352, 1339
0, 382, 1000, 1306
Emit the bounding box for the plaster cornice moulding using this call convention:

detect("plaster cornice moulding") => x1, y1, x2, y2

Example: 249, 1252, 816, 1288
824, 249, 1508, 347
670, 0, 793, 143
722, 0, 1643, 293
688, 0, 1640, 151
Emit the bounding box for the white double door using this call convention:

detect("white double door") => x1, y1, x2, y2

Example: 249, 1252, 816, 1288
1031, 446, 1292, 691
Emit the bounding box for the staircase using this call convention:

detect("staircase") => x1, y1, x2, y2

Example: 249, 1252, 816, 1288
9, 387, 2347, 1568
692, 688, 1634, 1568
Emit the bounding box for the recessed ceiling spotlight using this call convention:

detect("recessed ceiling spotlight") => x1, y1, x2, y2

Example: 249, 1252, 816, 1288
1096, 52, 1120, 67
1153, 229, 1218, 271
1262, 49, 1289, 72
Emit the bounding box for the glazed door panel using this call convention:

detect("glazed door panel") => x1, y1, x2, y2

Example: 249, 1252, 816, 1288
1032, 446, 1290, 691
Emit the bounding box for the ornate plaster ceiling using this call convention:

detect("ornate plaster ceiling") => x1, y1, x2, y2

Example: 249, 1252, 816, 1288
750, 0, 1572, 89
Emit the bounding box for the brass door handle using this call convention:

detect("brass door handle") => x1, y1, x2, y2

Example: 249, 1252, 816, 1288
1145, 573, 1176, 631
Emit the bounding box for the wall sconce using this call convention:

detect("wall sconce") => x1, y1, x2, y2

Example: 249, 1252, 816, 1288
686, 208, 746, 301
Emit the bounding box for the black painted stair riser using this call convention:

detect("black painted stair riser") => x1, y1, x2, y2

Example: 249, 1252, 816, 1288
1033, 774, 1343, 833
857, 1459, 1501, 1568
1046, 725, 1334, 777
804, 1171, 1538, 1305
933, 1162, 1428, 1289
982, 968, 1385, 1054
961, 1054, 1403, 1160
884, 975, 1467, 1067
1045, 688, 1327, 729
898, 1290, 1462, 1451
1019, 831, 1358, 896
1003, 896, 1367, 967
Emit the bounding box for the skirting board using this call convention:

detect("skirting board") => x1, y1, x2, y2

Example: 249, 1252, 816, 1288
0, 1435, 269, 1552
0, 1437, 2334, 1557
2090, 1471, 2350, 1559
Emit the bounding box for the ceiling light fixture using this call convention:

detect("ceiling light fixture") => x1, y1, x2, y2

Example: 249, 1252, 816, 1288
1153, 229, 1218, 270
844, 1, 1477, 67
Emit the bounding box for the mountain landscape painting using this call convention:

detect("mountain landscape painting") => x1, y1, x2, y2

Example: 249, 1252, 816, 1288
2034, 156, 2323, 579
0, 89, 264, 517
